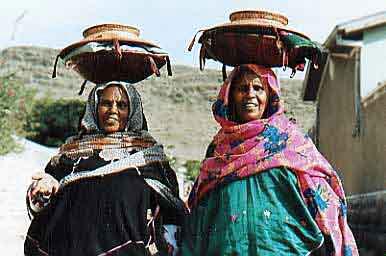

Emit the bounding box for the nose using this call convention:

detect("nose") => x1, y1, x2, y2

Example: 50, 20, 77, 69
245, 84, 256, 98
109, 102, 118, 113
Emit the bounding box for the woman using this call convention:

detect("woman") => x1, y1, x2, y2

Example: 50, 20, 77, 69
182, 65, 358, 256
25, 81, 185, 256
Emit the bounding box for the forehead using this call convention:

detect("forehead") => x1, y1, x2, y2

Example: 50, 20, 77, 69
100, 85, 128, 100
233, 72, 262, 86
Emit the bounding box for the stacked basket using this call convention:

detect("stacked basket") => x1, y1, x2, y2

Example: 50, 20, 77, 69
188, 10, 321, 79
53, 24, 172, 93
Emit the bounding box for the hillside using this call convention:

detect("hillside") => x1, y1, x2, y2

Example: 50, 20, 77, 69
0, 46, 315, 163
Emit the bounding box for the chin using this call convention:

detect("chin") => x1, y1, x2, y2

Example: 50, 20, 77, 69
241, 113, 262, 122
103, 126, 120, 133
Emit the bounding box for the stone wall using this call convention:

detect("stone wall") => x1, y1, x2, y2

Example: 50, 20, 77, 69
347, 191, 386, 255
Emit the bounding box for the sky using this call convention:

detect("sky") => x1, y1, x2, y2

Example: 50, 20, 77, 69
1, 0, 385, 77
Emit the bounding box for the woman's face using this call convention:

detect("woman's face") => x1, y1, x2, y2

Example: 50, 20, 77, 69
97, 85, 129, 133
230, 72, 268, 123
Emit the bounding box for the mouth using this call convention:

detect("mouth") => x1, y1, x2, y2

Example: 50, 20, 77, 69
106, 115, 119, 123
242, 102, 259, 110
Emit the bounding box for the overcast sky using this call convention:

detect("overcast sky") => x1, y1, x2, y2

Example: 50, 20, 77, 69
1, 0, 385, 75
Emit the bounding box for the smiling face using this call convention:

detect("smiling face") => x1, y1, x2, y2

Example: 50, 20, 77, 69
97, 85, 129, 133
230, 72, 269, 123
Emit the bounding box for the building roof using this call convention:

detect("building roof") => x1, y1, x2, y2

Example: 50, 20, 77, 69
302, 11, 386, 101
325, 11, 386, 48
361, 81, 386, 107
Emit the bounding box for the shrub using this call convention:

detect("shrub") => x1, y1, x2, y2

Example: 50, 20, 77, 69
25, 98, 86, 147
0, 74, 35, 155
184, 159, 201, 182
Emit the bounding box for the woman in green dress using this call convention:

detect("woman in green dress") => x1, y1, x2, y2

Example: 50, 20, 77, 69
181, 65, 358, 256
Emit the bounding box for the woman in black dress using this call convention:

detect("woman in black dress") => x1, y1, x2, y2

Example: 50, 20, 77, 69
25, 81, 185, 256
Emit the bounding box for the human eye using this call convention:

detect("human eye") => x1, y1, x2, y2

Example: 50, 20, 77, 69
253, 84, 264, 91
237, 84, 249, 93
117, 101, 128, 109
100, 100, 112, 107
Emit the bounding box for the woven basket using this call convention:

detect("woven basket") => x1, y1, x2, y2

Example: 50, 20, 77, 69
64, 50, 170, 84
189, 10, 320, 76
53, 24, 171, 85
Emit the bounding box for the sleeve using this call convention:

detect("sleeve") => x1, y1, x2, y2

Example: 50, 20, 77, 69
44, 156, 71, 181
161, 162, 184, 226
161, 161, 180, 197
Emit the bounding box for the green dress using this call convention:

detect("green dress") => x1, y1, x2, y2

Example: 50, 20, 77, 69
181, 168, 324, 256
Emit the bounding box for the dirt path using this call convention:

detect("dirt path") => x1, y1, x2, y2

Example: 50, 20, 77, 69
0, 139, 56, 255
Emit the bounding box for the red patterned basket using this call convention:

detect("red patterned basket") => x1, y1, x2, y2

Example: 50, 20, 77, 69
188, 10, 321, 78
53, 24, 171, 85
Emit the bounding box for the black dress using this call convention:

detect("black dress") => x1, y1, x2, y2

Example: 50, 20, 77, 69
24, 151, 184, 256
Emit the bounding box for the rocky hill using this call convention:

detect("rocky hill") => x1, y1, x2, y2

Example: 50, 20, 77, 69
0, 46, 315, 163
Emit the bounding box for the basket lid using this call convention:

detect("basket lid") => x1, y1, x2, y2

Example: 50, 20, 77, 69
229, 10, 288, 27
200, 10, 308, 39
59, 23, 160, 58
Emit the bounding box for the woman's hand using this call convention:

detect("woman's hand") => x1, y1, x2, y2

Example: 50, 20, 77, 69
29, 172, 59, 199
27, 172, 59, 213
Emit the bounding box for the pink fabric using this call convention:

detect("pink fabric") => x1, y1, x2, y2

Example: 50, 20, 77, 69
188, 64, 358, 256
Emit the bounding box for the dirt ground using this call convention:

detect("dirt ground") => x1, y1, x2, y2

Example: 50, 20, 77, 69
0, 139, 56, 255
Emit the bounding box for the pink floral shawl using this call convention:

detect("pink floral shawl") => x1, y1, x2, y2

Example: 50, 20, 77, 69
188, 64, 358, 256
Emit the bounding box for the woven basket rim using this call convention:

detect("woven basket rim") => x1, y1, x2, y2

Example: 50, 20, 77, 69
202, 24, 309, 40
59, 38, 161, 58
66, 49, 169, 61
83, 23, 140, 38
229, 10, 288, 26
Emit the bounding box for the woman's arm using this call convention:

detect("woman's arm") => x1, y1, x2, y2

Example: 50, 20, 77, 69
157, 161, 186, 255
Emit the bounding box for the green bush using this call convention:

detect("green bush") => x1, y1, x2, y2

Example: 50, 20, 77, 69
25, 98, 86, 147
184, 159, 201, 182
0, 74, 35, 155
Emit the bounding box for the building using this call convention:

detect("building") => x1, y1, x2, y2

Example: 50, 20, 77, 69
302, 11, 386, 195
302, 12, 386, 254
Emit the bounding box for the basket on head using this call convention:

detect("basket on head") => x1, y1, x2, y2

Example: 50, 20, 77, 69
53, 24, 172, 88
188, 10, 321, 78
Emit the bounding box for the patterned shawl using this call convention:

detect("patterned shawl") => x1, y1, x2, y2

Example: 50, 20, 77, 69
49, 82, 166, 188
45, 81, 185, 213
188, 65, 358, 256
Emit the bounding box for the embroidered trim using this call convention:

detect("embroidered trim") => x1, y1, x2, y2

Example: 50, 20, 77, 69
58, 144, 167, 188
97, 240, 145, 256
27, 235, 146, 256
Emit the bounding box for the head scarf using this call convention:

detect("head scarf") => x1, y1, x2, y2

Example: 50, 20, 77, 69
80, 81, 146, 133
42, 81, 186, 221
213, 65, 281, 125
51, 81, 157, 165
189, 64, 358, 256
